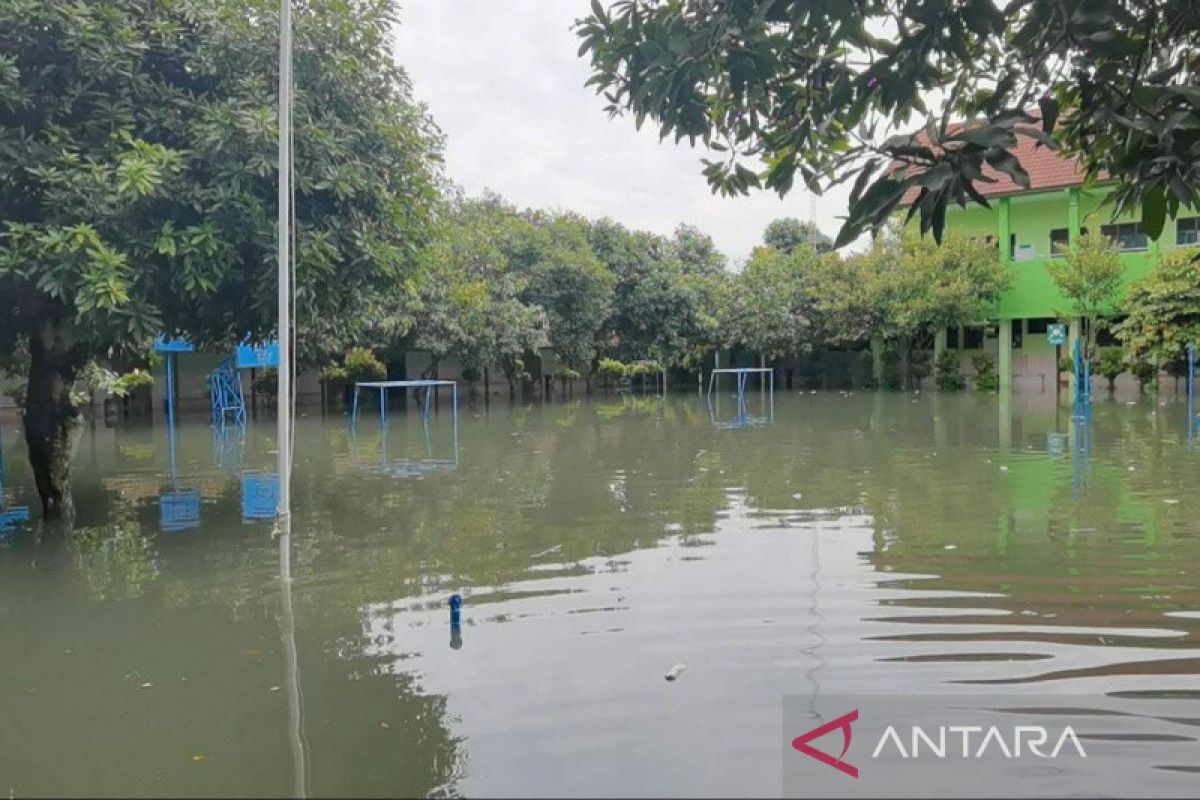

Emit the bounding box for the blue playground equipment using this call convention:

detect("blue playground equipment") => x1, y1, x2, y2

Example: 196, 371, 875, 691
351, 380, 460, 477
241, 472, 280, 521
208, 342, 279, 428
351, 379, 458, 426
155, 336, 277, 428
154, 337, 195, 428
0, 418, 31, 538
1072, 338, 1091, 418
158, 412, 201, 532
208, 356, 246, 427
706, 367, 775, 429
206, 419, 277, 522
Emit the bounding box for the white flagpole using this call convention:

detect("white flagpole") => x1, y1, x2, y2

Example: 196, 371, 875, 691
277, 0, 292, 521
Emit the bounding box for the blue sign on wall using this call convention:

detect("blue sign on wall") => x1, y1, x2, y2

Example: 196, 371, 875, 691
236, 342, 280, 369
154, 337, 195, 353
159, 491, 201, 532
1047, 324, 1067, 346
242, 473, 279, 521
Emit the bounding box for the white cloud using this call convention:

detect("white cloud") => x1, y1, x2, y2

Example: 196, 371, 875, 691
393, 0, 855, 266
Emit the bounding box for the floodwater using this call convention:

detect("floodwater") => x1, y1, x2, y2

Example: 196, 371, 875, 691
2, 388, 1200, 797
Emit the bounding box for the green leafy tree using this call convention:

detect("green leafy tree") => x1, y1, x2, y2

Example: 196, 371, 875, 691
588, 219, 721, 369
720, 246, 816, 362
1045, 233, 1123, 359
808, 228, 1007, 387
763, 218, 833, 254
671, 223, 727, 276
506, 211, 615, 371
577, 2, 1199, 245
413, 197, 548, 394
1117, 248, 1200, 367
0, 0, 441, 516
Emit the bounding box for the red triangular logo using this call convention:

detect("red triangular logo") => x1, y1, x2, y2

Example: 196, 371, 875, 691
791, 709, 859, 778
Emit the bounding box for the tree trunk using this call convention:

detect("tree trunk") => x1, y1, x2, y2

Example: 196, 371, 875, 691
24, 316, 82, 520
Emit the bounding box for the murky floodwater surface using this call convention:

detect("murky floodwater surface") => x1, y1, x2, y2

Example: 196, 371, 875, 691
3, 391, 1200, 796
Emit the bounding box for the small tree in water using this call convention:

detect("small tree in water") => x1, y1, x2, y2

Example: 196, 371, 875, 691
1045, 234, 1123, 360
1096, 349, 1125, 393
934, 350, 965, 392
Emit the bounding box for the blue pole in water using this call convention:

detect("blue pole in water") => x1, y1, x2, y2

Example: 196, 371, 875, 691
166, 352, 176, 428
449, 593, 463, 650
1189, 343, 1197, 443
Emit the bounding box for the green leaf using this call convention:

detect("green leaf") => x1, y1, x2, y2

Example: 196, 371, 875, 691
1140, 188, 1166, 240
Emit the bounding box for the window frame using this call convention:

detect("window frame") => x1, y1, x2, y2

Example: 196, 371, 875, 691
1100, 221, 1148, 252
1177, 217, 1200, 247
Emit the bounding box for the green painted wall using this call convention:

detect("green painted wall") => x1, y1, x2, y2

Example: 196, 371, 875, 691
940, 187, 1198, 320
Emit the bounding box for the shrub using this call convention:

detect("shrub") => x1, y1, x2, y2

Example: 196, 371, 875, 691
1130, 357, 1158, 393
934, 350, 965, 391
971, 352, 999, 391
597, 358, 628, 380
1096, 349, 1125, 392
343, 347, 386, 381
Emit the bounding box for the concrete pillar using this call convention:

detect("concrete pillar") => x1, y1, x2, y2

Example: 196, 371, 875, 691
999, 380, 1012, 451
998, 318, 1013, 391
999, 197, 1012, 266
870, 334, 885, 389
1067, 187, 1081, 243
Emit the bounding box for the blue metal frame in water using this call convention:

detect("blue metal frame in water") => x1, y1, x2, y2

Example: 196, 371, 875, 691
0, 418, 31, 536
159, 414, 201, 532
209, 356, 247, 428
351, 380, 458, 428
706, 367, 775, 429
351, 380, 460, 476
154, 337, 195, 425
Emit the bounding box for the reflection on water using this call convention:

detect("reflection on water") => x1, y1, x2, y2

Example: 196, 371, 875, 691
2, 391, 1200, 795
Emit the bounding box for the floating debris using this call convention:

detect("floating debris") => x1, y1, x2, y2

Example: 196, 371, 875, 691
664, 663, 687, 681
530, 544, 563, 559
140, 682, 153, 689
943, 545, 957, 551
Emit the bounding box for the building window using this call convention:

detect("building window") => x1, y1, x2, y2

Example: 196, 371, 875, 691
1027, 317, 1054, 335
1178, 217, 1200, 246
1050, 228, 1070, 256
962, 326, 984, 350
1101, 222, 1148, 251
945, 326, 960, 350
1012, 324, 1023, 349
1096, 317, 1125, 347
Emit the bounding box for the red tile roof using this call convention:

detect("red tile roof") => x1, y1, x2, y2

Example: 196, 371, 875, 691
898, 130, 1095, 206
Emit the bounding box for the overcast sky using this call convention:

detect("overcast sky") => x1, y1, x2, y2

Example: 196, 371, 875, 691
392, 0, 855, 268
